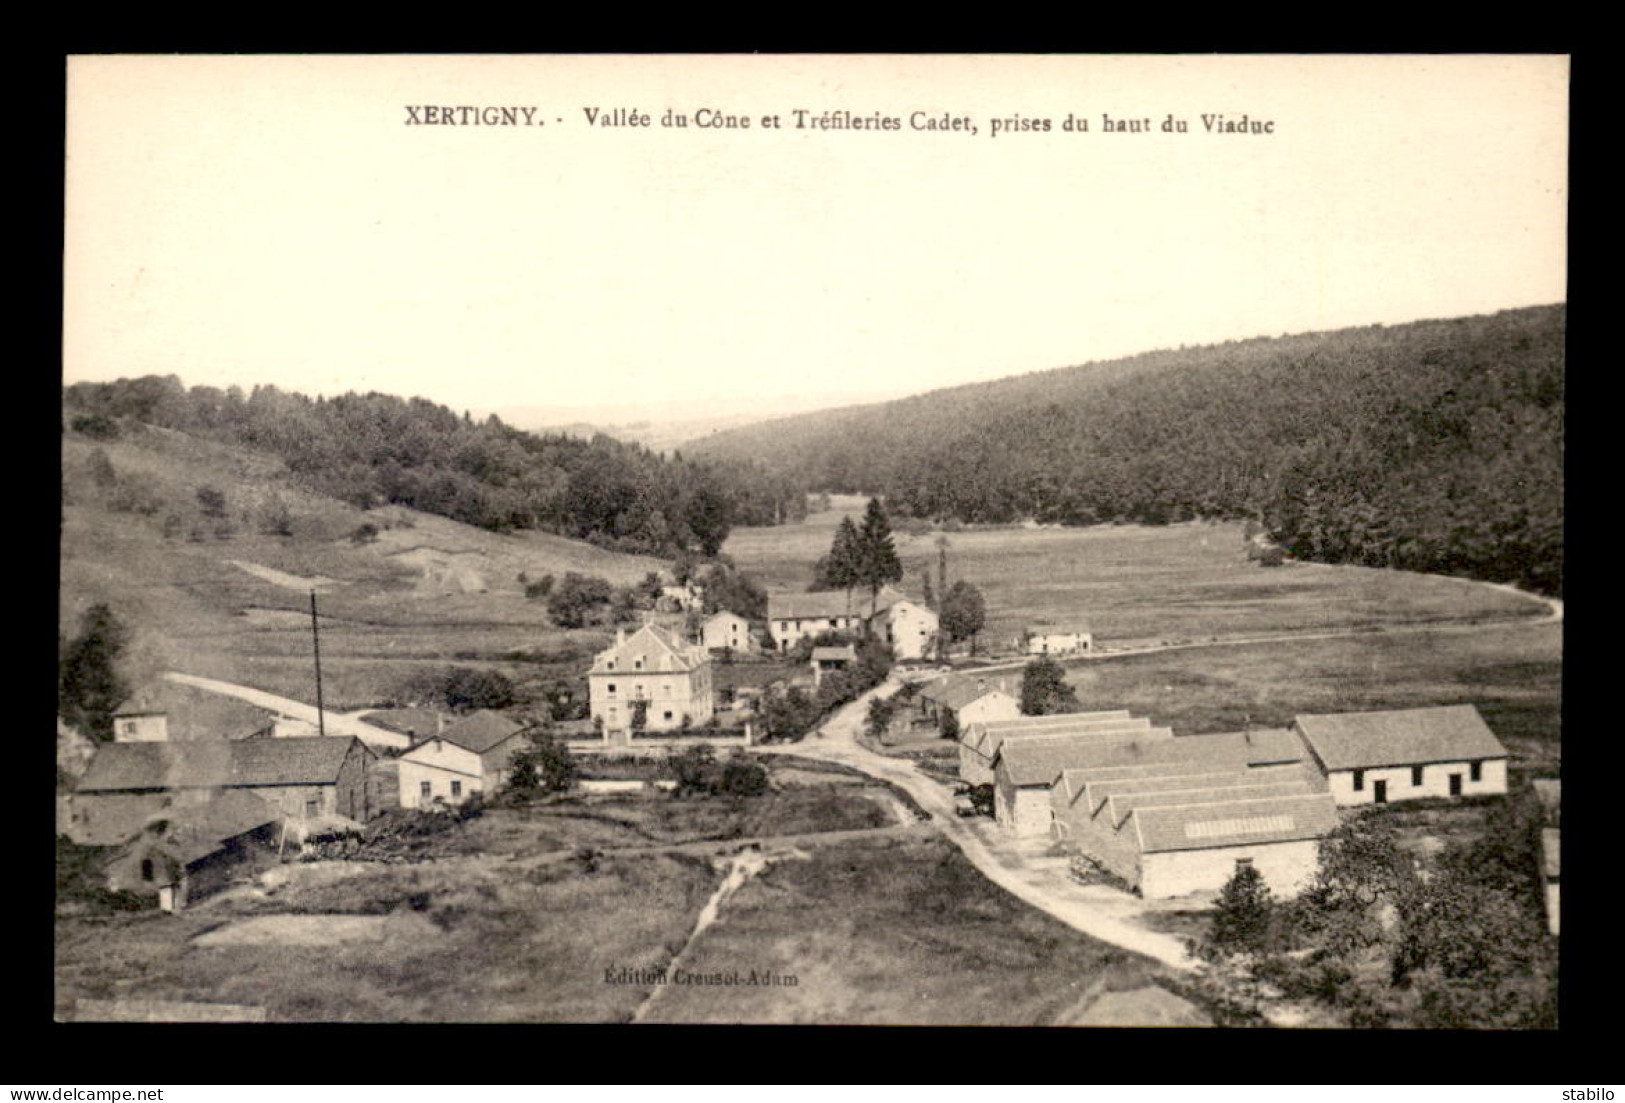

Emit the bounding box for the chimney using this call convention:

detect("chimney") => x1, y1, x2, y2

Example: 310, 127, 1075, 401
616, 627, 627, 647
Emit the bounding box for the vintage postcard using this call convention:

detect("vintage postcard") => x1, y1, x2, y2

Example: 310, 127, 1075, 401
59, 54, 1565, 1027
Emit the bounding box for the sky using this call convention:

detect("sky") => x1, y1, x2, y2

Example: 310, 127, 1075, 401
63, 55, 1568, 422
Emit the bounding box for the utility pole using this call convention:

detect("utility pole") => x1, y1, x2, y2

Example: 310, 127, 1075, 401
310, 588, 326, 738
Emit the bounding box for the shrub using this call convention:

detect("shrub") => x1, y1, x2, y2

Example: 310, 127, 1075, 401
349, 522, 381, 546
72, 414, 121, 441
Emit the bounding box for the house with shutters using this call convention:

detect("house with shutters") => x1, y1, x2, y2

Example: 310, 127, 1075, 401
1290, 705, 1509, 806
767, 586, 938, 660
72, 736, 377, 833
397, 710, 533, 809
588, 622, 715, 735
1024, 623, 1093, 657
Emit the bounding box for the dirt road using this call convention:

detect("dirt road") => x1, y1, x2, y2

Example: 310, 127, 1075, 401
756, 684, 1200, 971
161, 672, 410, 750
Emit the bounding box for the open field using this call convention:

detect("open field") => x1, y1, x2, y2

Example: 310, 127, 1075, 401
1062, 622, 1561, 768
724, 505, 1547, 651
640, 833, 1192, 1025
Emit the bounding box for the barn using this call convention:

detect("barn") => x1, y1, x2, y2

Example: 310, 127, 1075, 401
1291, 705, 1509, 805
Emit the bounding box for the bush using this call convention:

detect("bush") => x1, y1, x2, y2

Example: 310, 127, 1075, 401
349, 522, 381, 546
72, 414, 121, 441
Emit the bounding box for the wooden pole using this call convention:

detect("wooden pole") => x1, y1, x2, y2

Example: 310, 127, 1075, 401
310, 589, 326, 738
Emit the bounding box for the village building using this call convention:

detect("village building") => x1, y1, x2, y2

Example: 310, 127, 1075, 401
992, 726, 1181, 834
810, 644, 858, 689
874, 595, 939, 661
1044, 741, 1334, 898
767, 591, 865, 652
588, 622, 715, 736
1024, 623, 1093, 657
701, 611, 758, 653
396, 710, 533, 809
767, 586, 938, 660
102, 790, 281, 913
957, 711, 1142, 785
73, 736, 377, 835
917, 672, 1022, 730
1291, 705, 1509, 805
658, 582, 705, 612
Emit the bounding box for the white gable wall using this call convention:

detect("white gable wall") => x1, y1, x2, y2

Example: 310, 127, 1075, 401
1138, 838, 1320, 899
1323, 758, 1507, 806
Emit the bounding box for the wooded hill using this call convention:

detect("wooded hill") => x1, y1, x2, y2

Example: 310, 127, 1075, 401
689, 306, 1565, 595
62, 379, 805, 559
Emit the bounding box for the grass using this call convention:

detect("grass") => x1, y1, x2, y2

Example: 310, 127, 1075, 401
55, 852, 719, 1022
724, 506, 1548, 652
641, 834, 1175, 1025
1061, 622, 1561, 768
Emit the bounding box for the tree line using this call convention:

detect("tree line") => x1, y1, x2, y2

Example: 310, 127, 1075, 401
692, 306, 1564, 595
63, 376, 806, 558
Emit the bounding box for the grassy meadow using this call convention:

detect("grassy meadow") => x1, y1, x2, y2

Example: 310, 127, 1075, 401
724, 500, 1548, 651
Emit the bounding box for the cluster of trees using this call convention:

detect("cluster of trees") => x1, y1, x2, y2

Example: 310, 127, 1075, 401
63, 376, 806, 558
1018, 655, 1081, 716
390, 667, 518, 713
1203, 797, 1557, 1029
811, 499, 903, 616
671, 743, 769, 799
508, 731, 579, 795
695, 307, 1564, 595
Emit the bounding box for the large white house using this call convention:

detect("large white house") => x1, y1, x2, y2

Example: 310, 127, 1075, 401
588, 623, 715, 735
1291, 705, 1509, 806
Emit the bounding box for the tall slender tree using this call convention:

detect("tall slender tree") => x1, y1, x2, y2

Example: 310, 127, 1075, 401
855, 498, 903, 623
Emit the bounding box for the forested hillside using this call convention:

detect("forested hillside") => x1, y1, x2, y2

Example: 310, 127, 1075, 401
62, 379, 805, 558
691, 306, 1564, 595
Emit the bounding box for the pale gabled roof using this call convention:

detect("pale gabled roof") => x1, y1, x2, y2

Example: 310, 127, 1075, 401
939, 680, 1019, 713
1132, 792, 1340, 854
590, 622, 708, 674
999, 731, 1175, 787
1293, 706, 1507, 772
1107, 779, 1314, 828
79, 738, 365, 792
435, 710, 527, 755
960, 710, 1133, 748
985, 718, 1157, 760
1084, 771, 1261, 815
1019, 730, 1300, 793
704, 610, 750, 626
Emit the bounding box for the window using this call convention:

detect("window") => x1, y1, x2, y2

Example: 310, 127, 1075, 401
1352, 769, 1364, 791
606, 661, 615, 671
635, 658, 643, 670
305, 799, 319, 817
141, 858, 155, 882
421, 781, 432, 798
663, 711, 673, 722
1412, 765, 1424, 786
1470, 761, 1483, 782
607, 683, 616, 694
451, 780, 462, 798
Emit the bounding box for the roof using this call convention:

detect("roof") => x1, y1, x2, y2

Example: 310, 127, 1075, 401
1107, 779, 1314, 828
590, 622, 709, 675
1293, 706, 1507, 771
768, 591, 863, 621
1542, 828, 1560, 879
811, 645, 858, 662
153, 791, 281, 865
78, 737, 365, 792
704, 610, 750, 626
1028, 622, 1093, 637
921, 671, 1018, 706
113, 682, 275, 741
435, 710, 527, 754
1133, 793, 1340, 854
1085, 770, 1264, 814
999, 732, 1175, 787
358, 708, 446, 738
961, 710, 1133, 746
984, 719, 1157, 760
